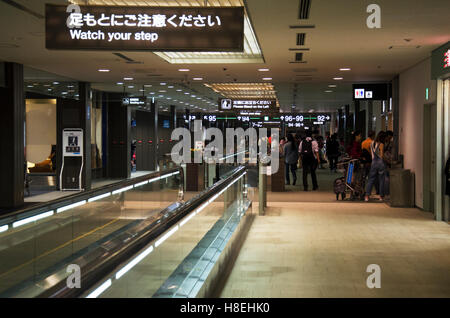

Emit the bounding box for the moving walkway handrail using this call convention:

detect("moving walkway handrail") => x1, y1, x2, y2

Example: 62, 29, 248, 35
36, 165, 246, 298
0, 167, 183, 231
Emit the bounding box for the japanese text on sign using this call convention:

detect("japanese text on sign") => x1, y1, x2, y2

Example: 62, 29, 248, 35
68, 13, 222, 28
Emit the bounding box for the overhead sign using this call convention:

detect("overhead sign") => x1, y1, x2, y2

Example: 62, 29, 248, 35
352, 83, 391, 101
122, 97, 146, 106
431, 42, 450, 79
218, 99, 277, 112
444, 49, 450, 69
46, 4, 244, 52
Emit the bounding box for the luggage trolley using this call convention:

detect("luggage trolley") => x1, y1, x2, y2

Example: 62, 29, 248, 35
334, 158, 366, 201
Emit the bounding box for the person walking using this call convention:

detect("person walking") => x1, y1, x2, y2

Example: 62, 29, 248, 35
364, 131, 387, 202
361, 130, 376, 177
299, 130, 320, 191
327, 133, 340, 172
283, 134, 299, 185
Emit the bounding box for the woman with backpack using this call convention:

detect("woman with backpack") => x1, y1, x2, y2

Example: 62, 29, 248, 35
283, 134, 299, 185
364, 131, 387, 202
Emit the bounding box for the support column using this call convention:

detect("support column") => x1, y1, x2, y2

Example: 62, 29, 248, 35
392, 76, 400, 161
367, 101, 373, 133
354, 100, 360, 133
105, 92, 130, 179
344, 104, 351, 145
338, 109, 344, 139
151, 100, 159, 171
185, 108, 190, 130
170, 105, 176, 129
0, 62, 24, 209
330, 112, 336, 135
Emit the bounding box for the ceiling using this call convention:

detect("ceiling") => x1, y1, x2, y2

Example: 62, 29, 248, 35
0, 0, 449, 112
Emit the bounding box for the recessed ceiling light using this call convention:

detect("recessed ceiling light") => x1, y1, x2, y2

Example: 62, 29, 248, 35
139, 89, 145, 92
258, 68, 270, 72
176, 89, 182, 92
325, 90, 333, 93
184, 92, 189, 95
128, 86, 134, 88
144, 84, 152, 87
333, 77, 343, 80
124, 77, 133, 81
178, 68, 190, 72
168, 86, 174, 88
53, 82, 59, 85
160, 82, 166, 85
193, 77, 203, 81
262, 77, 272, 81
149, 92, 155, 95
117, 82, 123, 85
339, 68, 351, 71
159, 90, 166, 93
328, 85, 337, 88
98, 69, 110, 72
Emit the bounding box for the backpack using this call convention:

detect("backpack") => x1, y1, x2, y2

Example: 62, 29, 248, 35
301, 139, 314, 161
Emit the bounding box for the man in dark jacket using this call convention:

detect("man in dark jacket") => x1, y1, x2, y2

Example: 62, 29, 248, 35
283, 134, 299, 185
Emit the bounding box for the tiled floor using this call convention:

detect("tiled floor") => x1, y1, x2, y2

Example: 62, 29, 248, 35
220, 195, 450, 298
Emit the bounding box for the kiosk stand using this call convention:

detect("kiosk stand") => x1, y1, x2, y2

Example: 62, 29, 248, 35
60, 128, 84, 191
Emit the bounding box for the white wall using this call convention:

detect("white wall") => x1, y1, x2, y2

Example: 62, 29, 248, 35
398, 58, 437, 208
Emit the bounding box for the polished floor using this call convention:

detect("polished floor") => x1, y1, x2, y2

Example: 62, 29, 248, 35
220, 175, 450, 297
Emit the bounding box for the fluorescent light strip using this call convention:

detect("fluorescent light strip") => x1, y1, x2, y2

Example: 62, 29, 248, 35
134, 180, 149, 188
112, 186, 133, 195
115, 245, 154, 280
86, 279, 112, 298
148, 176, 161, 183
13, 211, 54, 228
57, 201, 86, 213
155, 225, 179, 247
179, 213, 195, 227
0, 225, 8, 233
196, 202, 209, 214
88, 192, 111, 203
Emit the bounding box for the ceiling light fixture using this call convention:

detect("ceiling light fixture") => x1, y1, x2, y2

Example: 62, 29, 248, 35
328, 85, 337, 88
262, 77, 272, 81
178, 68, 190, 72
339, 68, 351, 71
98, 69, 110, 72
124, 77, 133, 81
258, 68, 270, 71
193, 77, 203, 81
333, 77, 343, 80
